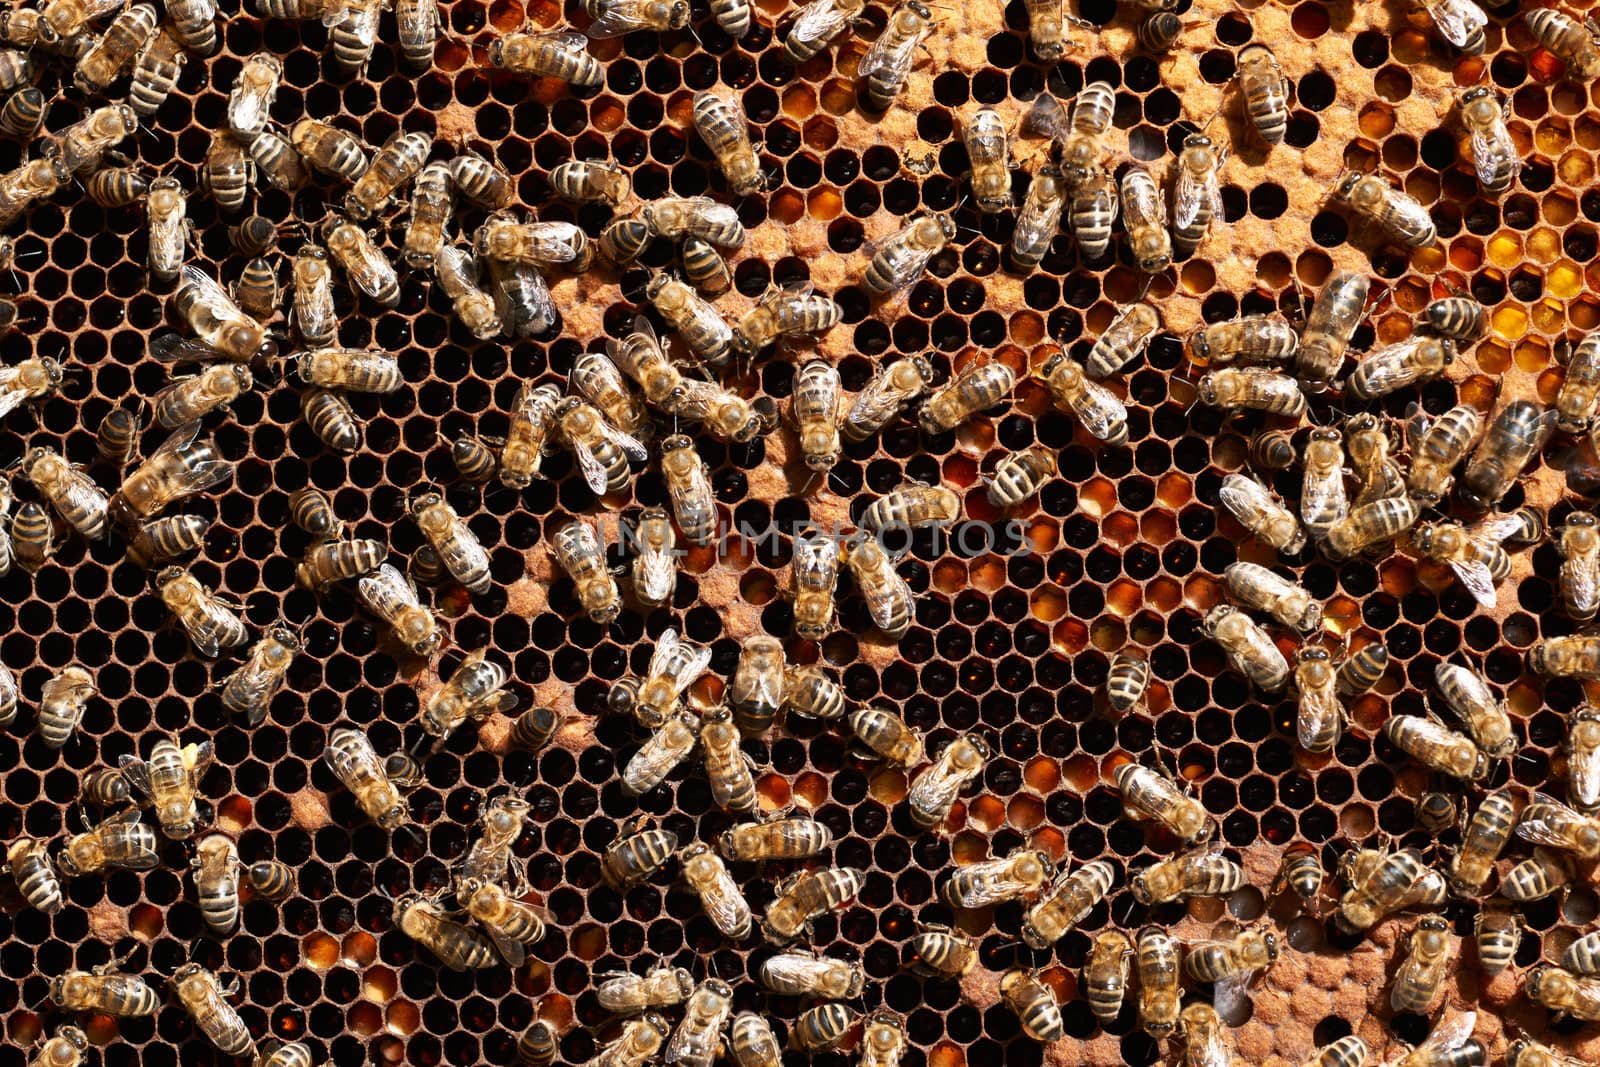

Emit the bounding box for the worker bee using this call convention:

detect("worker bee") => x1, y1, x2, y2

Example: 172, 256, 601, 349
37, 0, 122, 42
1304, 1037, 1368, 1067
1136, 927, 1181, 1037
56, 808, 159, 876
1115, 763, 1214, 843
1105, 650, 1150, 714
1413, 518, 1516, 607
90, 163, 152, 208
1414, 792, 1459, 834
908, 923, 977, 976
1564, 704, 1600, 816
1070, 171, 1119, 261
325, 217, 401, 308
299, 389, 361, 453
422, 649, 516, 743
728, 1013, 780, 1067
1223, 562, 1321, 633
152, 364, 253, 431
1420, 0, 1488, 50
204, 132, 253, 215
784, 536, 839, 644
1270, 841, 1323, 901
0, 88, 46, 141
160, 264, 277, 364
547, 159, 628, 209
1185, 925, 1280, 988
410, 492, 491, 596
588, 1014, 670, 1067
147, 175, 192, 282
1037, 351, 1129, 444
861, 483, 959, 539
1565, 930, 1600, 977
72, 3, 152, 94
779, 360, 845, 472
154, 567, 248, 658
843, 536, 914, 637
36, 666, 97, 750
1323, 495, 1421, 561
1507, 1038, 1585, 1067
447, 436, 497, 485
457, 794, 532, 896
1136, 10, 1187, 50
1079, 931, 1134, 1023
1434, 661, 1516, 759
986, 445, 1057, 508
1344, 413, 1405, 506
1461, 400, 1555, 511
1454, 86, 1520, 195
285, 248, 338, 347
858, 0, 934, 110
864, 213, 955, 295
789, 1003, 856, 1053
19, 448, 107, 542
660, 434, 716, 546
1010, 163, 1069, 270
289, 118, 367, 182
1205, 603, 1291, 694
295, 536, 385, 590
1330, 172, 1437, 247
907, 732, 990, 829
920, 362, 1015, 435
962, 107, 1012, 214
1084, 302, 1164, 381
0, 157, 70, 227
82, 767, 131, 808
1336, 845, 1431, 932
1198, 366, 1308, 416
1517, 793, 1600, 859
760, 950, 864, 999
665, 979, 734, 1066
776, 663, 842, 722
646, 274, 733, 370
1134, 846, 1244, 907
446, 152, 514, 211
27, 1025, 87, 1067
1000, 970, 1064, 1044
1192, 314, 1299, 367
1556, 334, 1600, 438
734, 282, 842, 356
246, 860, 295, 901
643, 195, 745, 248
1527, 966, 1600, 1021
169, 964, 254, 1059
288, 487, 341, 541
499, 381, 561, 490
5, 837, 62, 914
53, 103, 137, 175
50, 961, 159, 1017
848, 705, 923, 765
701, 705, 757, 812
1406, 403, 1481, 504
393, 892, 498, 971
550, 520, 621, 625
247, 128, 311, 192
234, 254, 280, 322
1471, 899, 1522, 975
1532, 633, 1600, 678
727, 636, 783, 737
399, 164, 456, 272
672, 377, 764, 444
1171, 134, 1223, 257
1235, 43, 1290, 145
628, 508, 676, 608
1218, 473, 1305, 555
620, 628, 706, 729
489, 27, 603, 84
1296, 270, 1370, 391
12, 501, 52, 572
1444, 788, 1516, 898
476, 214, 592, 272
621, 709, 698, 796
1120, 166, 1171, 273
1020, 857, 1113, 948
167, 0, 219, 53
0, 357, 63, 423
458, 879, 548, 965
227, 52, 280, 138
1388, 915, 1458, 1013
507, 708, 562, 751
1345, 335, 1455, 400
191, 833, 241, 935
602, 825, 679, 889
1382, 713, 1488, 781
599, 963, 692, 1016
764, 866, 863, 942
690, 88, 764, 196
783, 0, 865, 60
608, 318, 681, 409
944, 849, 1053, 910
325, 726, 410, 829
1525, 8, 1600, 79
843, 355, 935, 441
719, 815, 832, 863
600, 216, 652, 266
345, 131, 431, 220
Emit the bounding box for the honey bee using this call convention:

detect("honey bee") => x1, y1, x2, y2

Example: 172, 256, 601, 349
295, 536, 385, 591
154, 566, 247, 658
960, 107, 1013, 214
246, 860, 296, 901
19, 448, 107, 542
1304, 1037, 1368, 1067
190, 833, 241, 934
290, 118, 367, 182
459, 879, 548, 965
864, 213, 955, 295
943, 849, 1052, 910
905, 732, 988, 829
778, 360, 844, 472
153, 364, 253, 431
843, 355, 935, 441
445, 152, 513, 211
643, 197, 744, 249
159, 265, 277, 363
690, 88, 764, 196
457, 794, 532, 894
599, 963, 693, 1015
1565, 929, 1600, 976
227, 52, 280, 138
764, 866, 863, 942
0, 88, 46, 141
665, 979, 734, 1066
620, 626, 707, 729
283, 249, 337, 347
1231, 42, 1292, 146
489, 27, 603, 85
660, 434, 716, 546
621, 709, 698, 796
35, 666, 96, 750
590, 1014, 670, 1067
986, 445, 1057, 508
1336, 846, 1431, 933
1185, 925, 1280, 991
1412, 518, 1514, 607
392, 0, 441, 65
1531, 633, 1600, 678
1451, 86, 1521, 195
1197, 367, 1309, 416
1413, 792, 1458, 835
1009, 163, 1069, 271
1406, 403, 1481, 503
1120, 166, 1171, 273
760, 950, 864, 999
1383, 712, 1488, 781
399, 165, 456, 272
1192, 315, 1300, 368
53, 103, 137, 175
1507, 1037, 1585, 1067
0, 357, 62, 423
325, 726, 410, 830
12, 502, 52, 573
858, 0, 934, 110
920, 362, 1015, 435
1136, 927, 1181, 1037
848, 705, 923, 765
410, 492, 491, 595
672, 378, 764, 445
205, 132, 254, 215
345, 131, 431, 220
247, 129, 311, 192
907, 923, 976, 976
169, 964, 254, 1059
1474, 900, 1521, 974
1554, 336, 1600, 440
701, 705, 757, 812
1136, 10, 1187, 50
56, 809, 159, 876
725, 636, 782, 737
1526, 9, 1600, 79
843, 536, 914, 637
30, 1027, 89, 1067
1442, 788, 1516, 898
1134, 846, 1243, 908
1223, 562, 1321, 633
1330, 171, 1437, 247
790, 1003, 856, 1052
1073, 931, 1133, 1024
499, 381, 561, 490
1461, 400, 1555, 511
1104, 650, 1150, 714
1218, 473, 1305, 556
394, 891, 498, 971
550, 520, 621, 626
1344, 414, 1405, 506
1517, 792, 1600, 859
146, 176, 193, 282
1170, 133, 1223, 258
1017, 857, 1112, 948
81, 767, 131, 809
599, 823, 677, 888
1432, 661, 1514, 759
1528, 966, 1600, 1021
1421, 0, 1488, 51
422, 649, 516, 744
1266, 842, 1322, 902
783, 0, 865, 60
999, 970, 1063, 1044
50, 961, 159, 1016
1296, 270, 1370, 391
646, 274, 733, 370
734, 282, 842, 356
860, 484, 957, 541
1070, 171, 1119, 261
5, 837, 62, 914
72, 3, 152, 94
476, 214, 592, 272
627, 508, 677, 608
1387, 915, 1457, 1013
1345, 335, 1454, 400
1205, 603, 1291, 693
0, 157, 70, 227
1323, 495, 1421, 562
1115, 763, 1214, 843
325, 217, 401, 308
572, 353, 649, 441
727, 1013, 780, 1067
547, 159, 628, 208
288, 487, 341, 541
606, 318, 679, 410
719, 815, 832, 863
600, 216, 652, 266
1036, 350, 1129, 444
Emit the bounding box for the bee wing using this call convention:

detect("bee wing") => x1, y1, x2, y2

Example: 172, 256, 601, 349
480, 918, 527, 967
1516, 814, 1578, 850
118, 755, 155, 801
0, 366, 29, 419
1187, 1020, 1230, 1067
856, 26, 920, 80
1469, 123, 1519, 187
585, 0, 652, 37
359, 563, 419, 618
535, 29, 590, 51
1296, 683, 1342, 750
646, 627, 684, 678
790, 0, 852, 45
1448, 558, 1498, 607
1403, 403, 1432, 448
635, 548, 675, 603
596, 420, 649, 462
1022, 94, 1069, 140
1067, 378, 1127, 439
1415, 1010, 1475, 1055
876, 241, 939, 294
396, 0, 438, 40
1430, 0, 1486, 48
181, 265, 250, 325
866, 568, 913, 631
1217, 479, 1267, 525
196, 841, 236, 883
223, 648, 279, 713
1212, 970, 1255, 1023
909, 760, 967, 819
183, 613, 224, 659
149, 334, 230, 366
571, 442, 613, 495
1172, 165, 1218, 231
793, 536, 840, 587
1470, 513, 1527, 546
699, 878, 752, 935
51, 468, 110, 535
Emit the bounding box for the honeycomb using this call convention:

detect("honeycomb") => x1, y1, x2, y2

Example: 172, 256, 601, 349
1, 0, 1598, 1064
